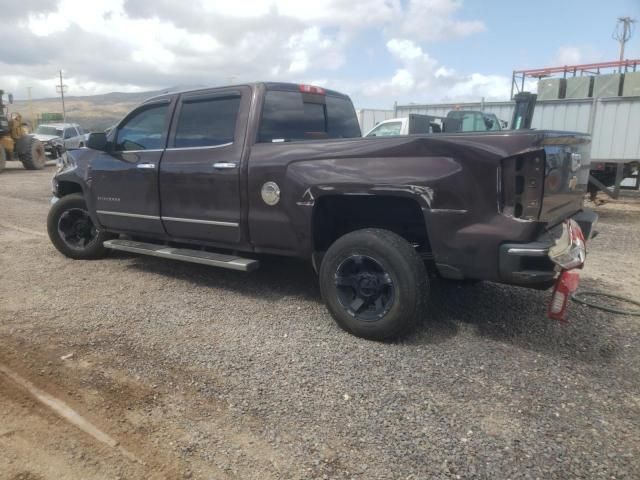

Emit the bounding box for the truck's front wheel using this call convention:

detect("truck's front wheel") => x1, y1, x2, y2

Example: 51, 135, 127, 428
47, 193, 114, 259
319, 228, 428, 340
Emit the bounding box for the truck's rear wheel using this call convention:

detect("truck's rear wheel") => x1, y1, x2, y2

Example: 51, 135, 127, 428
47, 193, 114, 259
17, 136, 46, 170
319, 228, 428, 340
0, 145, 6, 173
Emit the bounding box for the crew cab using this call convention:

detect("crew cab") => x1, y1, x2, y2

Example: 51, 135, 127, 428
48, 82, 597, 340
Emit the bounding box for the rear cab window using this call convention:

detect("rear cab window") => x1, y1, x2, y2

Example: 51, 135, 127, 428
258, 85, 361, 143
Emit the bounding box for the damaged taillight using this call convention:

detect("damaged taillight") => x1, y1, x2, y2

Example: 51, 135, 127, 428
500, 151, 544, 220
548, 219, 586, 270
548, 270, 580, 321
547, 220, 586, 322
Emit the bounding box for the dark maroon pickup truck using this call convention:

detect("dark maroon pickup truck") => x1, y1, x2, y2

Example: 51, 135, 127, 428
48, 82, 596, 340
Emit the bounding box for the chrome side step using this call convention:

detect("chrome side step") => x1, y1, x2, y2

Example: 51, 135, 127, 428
103, 239, 259, 272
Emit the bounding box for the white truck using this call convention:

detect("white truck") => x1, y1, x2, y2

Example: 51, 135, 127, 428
364, 111, 505, 137
33, 123, 86, 159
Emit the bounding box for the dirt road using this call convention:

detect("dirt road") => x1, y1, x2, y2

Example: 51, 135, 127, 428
1, 163, 639, 479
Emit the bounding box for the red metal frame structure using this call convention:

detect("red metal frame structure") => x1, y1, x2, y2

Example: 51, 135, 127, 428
511, 59, 640, 98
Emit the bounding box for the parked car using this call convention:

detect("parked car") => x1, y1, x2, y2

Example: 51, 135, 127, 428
364, 111, 505, 137
33, 123, 86, 159
47, 82, 596, 340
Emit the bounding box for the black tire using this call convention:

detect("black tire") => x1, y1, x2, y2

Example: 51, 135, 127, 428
47, 193, 114, 259
0, 145, 6, 172
16, 136, 46, 170
319, 228, 428, 340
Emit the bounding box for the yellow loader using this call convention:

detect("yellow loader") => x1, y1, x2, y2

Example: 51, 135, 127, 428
0, 90, 46, 172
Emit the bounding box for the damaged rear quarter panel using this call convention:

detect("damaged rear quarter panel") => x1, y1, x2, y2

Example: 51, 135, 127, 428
247, 135, 520, 262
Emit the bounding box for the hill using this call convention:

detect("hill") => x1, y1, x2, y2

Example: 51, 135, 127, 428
9, 86, 202, 131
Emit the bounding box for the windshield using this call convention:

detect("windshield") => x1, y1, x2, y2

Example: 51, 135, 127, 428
36, 126, 63, 137
367, 122, 402, 137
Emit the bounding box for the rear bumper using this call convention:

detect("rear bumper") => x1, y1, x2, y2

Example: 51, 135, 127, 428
498, 209, 597, 289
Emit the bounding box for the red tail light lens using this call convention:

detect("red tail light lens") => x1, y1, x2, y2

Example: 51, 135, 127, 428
548, 270, 580, 321
299, 84, 325, 95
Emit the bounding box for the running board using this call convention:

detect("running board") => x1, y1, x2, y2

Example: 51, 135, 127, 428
103, 239, 259, 272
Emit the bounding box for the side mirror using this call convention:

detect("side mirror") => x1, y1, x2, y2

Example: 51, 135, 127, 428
7, 93, 13, 104
87, 132, 108, 151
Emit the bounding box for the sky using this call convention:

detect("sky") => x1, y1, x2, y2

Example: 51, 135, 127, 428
1, 0, 639, 108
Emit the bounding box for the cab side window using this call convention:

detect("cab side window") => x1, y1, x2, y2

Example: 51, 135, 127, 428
64, 127, 76, 139
174, 96, 240, 148
116, 104, 169, 151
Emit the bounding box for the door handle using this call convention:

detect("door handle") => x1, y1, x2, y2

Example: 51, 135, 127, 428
213, 162, 237, 169
137, 163, 155, 169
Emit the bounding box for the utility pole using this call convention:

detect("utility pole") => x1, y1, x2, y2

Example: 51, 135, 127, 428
55, 70, 68, 124
27, 87, 36, 130
613, 16, 636, 66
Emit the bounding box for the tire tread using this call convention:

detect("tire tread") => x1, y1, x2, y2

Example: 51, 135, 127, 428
319, 228, 428, 340
47, 193, 113, 260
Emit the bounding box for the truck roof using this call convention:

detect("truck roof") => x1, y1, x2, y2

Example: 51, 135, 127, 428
143, 82, 350, 104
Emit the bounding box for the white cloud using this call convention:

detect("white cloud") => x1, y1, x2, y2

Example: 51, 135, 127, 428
0, 0, 502, 107
446, 73, 511, 99
393, 0, 485, 42
551, 45, 605, 67
387, 39, 425, 62
391, 69, 415, 90
553, 46, 583, 65
359, 38, 512, 105
285, 27, 344, 74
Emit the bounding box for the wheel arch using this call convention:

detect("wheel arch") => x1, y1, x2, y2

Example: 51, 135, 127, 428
56, 179, 83, 197
53, 175, 104, 230
311, 193, 431, 260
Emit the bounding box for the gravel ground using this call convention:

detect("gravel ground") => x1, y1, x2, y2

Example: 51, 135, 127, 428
1, 163, 639, 479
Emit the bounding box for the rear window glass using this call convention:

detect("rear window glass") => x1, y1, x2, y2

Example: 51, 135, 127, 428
258, 90, 361, 142
174, 96, 240, 148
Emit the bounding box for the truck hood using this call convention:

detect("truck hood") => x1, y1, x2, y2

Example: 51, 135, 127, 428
33, 134, 60, 143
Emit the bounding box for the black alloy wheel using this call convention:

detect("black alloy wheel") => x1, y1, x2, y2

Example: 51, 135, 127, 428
47, 193, 114, 259
57, 207, 98, 250
334, 255, 395, 321
319, 228, 428, 340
